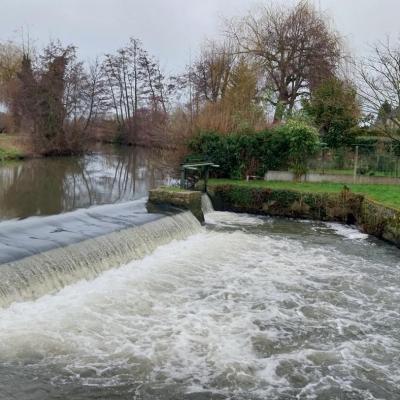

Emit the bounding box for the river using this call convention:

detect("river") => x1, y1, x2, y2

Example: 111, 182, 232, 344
0, 148, 399, 399
0, 145, 179, 221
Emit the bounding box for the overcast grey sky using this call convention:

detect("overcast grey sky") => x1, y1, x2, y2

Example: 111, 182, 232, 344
1, 0, 399, 73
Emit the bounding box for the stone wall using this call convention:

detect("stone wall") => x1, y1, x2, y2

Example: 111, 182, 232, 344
208, 184, 363, 223
147, 184, 400, 248
208, 182, 400, 248
358, 199, 400, 247
147, 188, 204, 223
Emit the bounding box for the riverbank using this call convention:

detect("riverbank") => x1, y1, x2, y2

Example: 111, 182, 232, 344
206, 179, 400, 248
0, 135, 26, 161
208, 179, 400, 209
0, 133, 188, 163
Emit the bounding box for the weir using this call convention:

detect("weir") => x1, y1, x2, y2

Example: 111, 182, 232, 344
0, 192, 399, 399
201, 193, 215, 214
0, 199, 162, 264
0, 211, 201, 309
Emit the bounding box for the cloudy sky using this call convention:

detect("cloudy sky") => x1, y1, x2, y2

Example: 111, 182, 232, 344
1, 0, 399, 73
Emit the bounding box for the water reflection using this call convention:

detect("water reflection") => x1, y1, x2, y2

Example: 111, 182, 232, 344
0, 145, 180, 221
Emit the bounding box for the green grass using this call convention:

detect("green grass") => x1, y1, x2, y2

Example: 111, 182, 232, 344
0, 135, 25, 161
208, 179, 400, 210
0, 146, 23, 162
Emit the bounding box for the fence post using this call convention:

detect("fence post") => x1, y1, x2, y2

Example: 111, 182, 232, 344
180, 167, 186, 189
353, 145, 359, 183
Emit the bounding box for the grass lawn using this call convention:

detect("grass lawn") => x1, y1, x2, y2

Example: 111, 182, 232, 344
0, 135, 25, 161
208, 179, 400, 210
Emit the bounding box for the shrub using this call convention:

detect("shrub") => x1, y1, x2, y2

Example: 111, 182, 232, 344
277, 119, 320, 177
189, 130, 285, 179
0, 146, 23, 162
188, 124, 313, 179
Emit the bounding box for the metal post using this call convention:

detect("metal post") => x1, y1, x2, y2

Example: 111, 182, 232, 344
204, 167, 209, 193
353, 145, 359, 183
180, 167, 185, 189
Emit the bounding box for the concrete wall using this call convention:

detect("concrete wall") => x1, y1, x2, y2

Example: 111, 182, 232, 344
208, 182, 400, 248
208, 183, 362, 223
359, 199, 400, 247
265, 170, 400, 185
147, 184, 400, 248
147, 188, 204, 223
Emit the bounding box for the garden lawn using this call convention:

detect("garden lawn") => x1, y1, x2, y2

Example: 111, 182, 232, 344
0, 135, 24, 161
208, 179, 400, 210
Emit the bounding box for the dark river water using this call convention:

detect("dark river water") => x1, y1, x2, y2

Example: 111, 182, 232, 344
0, 145, 180, 221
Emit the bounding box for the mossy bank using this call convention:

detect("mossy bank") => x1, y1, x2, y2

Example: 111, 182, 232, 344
207, 181, 400, 248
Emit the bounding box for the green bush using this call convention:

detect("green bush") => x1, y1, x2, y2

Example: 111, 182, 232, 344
303, 78, 360, 149
275, 119, 320, 178
188, 121, 318, 179
0, 147, 23, 162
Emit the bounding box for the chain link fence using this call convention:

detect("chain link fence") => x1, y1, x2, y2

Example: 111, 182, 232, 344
308, 141, 400, 179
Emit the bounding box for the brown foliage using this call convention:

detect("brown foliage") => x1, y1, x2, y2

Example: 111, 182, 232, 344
192, 57, 266, 133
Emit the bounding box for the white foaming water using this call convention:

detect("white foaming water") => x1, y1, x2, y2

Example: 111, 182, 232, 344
201, 193, 215, 214
0, 211, 399, 399
205, 211, 267, 227
325, 222, 369, 240
202, 193, 266, 227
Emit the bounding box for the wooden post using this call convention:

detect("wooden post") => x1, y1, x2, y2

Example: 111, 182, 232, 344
353, 145, 359, 183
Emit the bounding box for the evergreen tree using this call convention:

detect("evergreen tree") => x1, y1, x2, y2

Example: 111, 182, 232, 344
303, 78, 360, 148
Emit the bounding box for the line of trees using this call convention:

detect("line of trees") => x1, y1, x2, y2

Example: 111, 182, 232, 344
0, 39, 177, 155
0, 1, 400, 156
184, 1, 400, 147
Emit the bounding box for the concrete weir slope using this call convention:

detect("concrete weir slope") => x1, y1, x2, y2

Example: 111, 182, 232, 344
207, 182, 400, 248
0, 199, 161, 264
0, 205, 201, 309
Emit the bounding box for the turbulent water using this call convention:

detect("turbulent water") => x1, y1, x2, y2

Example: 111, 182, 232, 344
0, 206, 399, 399
201, 194, 215, 214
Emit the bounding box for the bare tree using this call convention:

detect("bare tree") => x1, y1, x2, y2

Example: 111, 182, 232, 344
139, 51, 168, 113
0, 41, 22, 104
103, 38, 169, 144
0, 41, 23, 130
358, 38, 400, 140
190, 40, 237, 105
82, 58, 108, 131
228, 1, 342, 122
